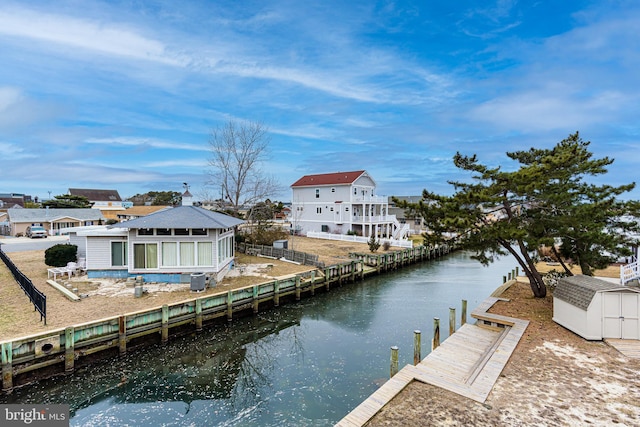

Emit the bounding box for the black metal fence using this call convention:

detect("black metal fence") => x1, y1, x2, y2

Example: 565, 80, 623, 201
238, 243, 325, 268
0, 244, 46, 324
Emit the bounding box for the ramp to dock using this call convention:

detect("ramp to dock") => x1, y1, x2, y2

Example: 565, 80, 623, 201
337, 296, 529, 427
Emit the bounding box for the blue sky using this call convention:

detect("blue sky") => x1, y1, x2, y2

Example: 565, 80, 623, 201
1, 0, 639, 202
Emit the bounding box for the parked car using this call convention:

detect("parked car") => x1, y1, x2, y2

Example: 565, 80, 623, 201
26, 226, 48, 238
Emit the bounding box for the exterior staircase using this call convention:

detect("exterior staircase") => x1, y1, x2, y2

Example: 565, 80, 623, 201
391, 216, 411, 240
621, 258, 639, 285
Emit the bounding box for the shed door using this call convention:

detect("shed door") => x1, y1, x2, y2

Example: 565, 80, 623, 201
602, 292, 639, 339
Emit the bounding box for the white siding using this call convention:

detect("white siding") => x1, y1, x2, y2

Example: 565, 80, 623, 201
86, 236, 128, 270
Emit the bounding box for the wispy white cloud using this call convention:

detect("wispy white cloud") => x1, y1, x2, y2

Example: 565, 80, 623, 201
85, 137, 206, 152
0, 6, 186, 66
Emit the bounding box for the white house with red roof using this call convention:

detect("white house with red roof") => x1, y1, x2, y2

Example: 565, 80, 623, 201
290, 170, 409, 240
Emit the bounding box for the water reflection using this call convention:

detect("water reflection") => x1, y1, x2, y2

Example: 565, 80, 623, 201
1, 252, 517, 426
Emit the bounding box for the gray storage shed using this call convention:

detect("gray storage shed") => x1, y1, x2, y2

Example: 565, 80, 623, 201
553, 275, 640, 340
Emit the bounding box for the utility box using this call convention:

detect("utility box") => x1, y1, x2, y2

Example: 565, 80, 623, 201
273, 239, 288, 249
190, 272, 206, 292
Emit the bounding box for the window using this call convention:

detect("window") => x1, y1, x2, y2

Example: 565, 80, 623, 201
217, 235, 234, 263
345, 207, 349, 212
111, 242, 127, 266
331, 188, 335, 193
315, 189, 320, 198
180, 242, 195, 265
330, 207, 334, 212
134, 243, 158, 269
138, 228, 154, 236
157, 228, 171, 236
353, 188, 357, 195
174, 228, 189, 236
162, 242, 178, 266
317, 207, 322, 214
192, 228, 207, 236
198, 242, 213, 266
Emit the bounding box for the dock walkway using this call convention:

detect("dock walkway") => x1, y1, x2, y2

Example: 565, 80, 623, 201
337, 294, 529, 426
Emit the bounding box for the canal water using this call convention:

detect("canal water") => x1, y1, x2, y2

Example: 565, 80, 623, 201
2, 252, 518, 426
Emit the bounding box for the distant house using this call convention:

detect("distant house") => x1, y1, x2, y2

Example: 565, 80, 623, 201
68, 193, 244, 283
388, 196, 426, 235
68, 188, 135, 221
6, 208, 105, 236
290, 170, 409, 239
116, 205, 172, 222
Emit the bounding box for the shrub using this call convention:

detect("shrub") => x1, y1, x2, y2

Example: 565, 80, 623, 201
245, 226, 288, 246
382, 241, 391, 251
368, 234, 380, 253
45, 244, 78, 267
347, 230, 358, 236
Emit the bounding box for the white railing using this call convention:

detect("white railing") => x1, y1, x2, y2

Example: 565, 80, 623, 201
306, 231, 413, 248
620, 260, 639, 285
352, 215, 392, 223
352, 195, 387, 203
393, 223, 411, 240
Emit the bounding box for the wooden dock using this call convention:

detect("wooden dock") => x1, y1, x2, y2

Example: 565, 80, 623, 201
605, 339, 640, 359
337, 293, 529, 427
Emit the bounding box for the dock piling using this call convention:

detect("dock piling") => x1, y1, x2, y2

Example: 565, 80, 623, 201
390, 346, 399, 377
413, 330, 421, 365
433, 317, 440, 350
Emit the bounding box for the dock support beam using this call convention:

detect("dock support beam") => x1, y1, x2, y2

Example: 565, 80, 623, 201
65, 327, 74, 373
390, 346, 399, 378
413, 330, 421, 365
161, 305, 169, 343
119, 315, 127, 354
432, 317, 440, 350
195, 299, 203, 331
461, 300, 467, 326
2, 342, 13, 392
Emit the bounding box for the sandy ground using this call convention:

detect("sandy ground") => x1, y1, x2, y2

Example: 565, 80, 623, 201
367, 280, 640, 427
0, 236, 377, 341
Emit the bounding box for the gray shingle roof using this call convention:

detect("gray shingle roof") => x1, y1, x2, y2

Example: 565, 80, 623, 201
110, 206, 244, 229
7, 208, 105, 222
555, 275, 624, 310
68, 188, 122, 201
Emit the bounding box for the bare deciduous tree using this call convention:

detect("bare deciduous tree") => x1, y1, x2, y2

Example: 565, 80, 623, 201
207, 120, 282, 214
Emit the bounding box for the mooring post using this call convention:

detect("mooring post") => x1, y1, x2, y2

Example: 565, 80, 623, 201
512, 269, 516, 280
449, 307, 456, 336
119, 315, 127, 354
226, 291, 233, 321
310, 270, 316, 295
413, 330, 421, 365
295, 276, 301, 300
461, 300, 468, 326
515, 266, 519, 277
433, 317, 440, 350
195, 298, 203, 331
503, 275, 507, 283
2, 342, 13, 392
325, 267, 331, 291
65, 327, 74, 373
161, 304, 169, 343
390, 346, 399, 377
508, 272, 512, 281
274, 280, 280, 306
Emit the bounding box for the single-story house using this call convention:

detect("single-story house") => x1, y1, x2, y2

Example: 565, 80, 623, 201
6, 208, 106, 236
553, 275, 640, 340
66, 196, 244, 284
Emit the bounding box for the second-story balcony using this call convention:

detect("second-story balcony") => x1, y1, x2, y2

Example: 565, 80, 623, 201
351, 214, 395, 223
352, 195, 387, 203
